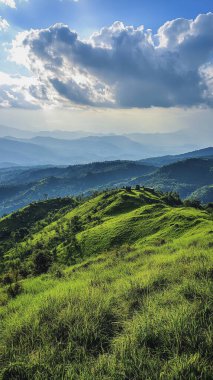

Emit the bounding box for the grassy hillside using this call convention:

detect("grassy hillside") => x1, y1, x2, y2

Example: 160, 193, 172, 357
1, 187, 211, 273
0, 197, 78, 259
0, 188, 212, 379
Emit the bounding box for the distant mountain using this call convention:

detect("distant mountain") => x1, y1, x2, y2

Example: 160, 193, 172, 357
0, 125, 37, 139
140, 147, 213, 167
128, 125, 213, 150
0, 161, 155, 215
0, 162, 19, 169
0, 156, 213, 216
0, 138, 64, 166
131, 158, 213, 200
1, 125, 212, 166
0, 125, 92, 140
0, 135, 170, 166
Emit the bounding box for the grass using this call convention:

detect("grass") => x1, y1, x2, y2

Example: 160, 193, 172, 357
1, 189, 212, 267
0, 241, 213, 378
0, 188, 212, 379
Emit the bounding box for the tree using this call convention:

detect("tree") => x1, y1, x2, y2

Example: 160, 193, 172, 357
184, 199, 201, 209
33, 250, 52, 275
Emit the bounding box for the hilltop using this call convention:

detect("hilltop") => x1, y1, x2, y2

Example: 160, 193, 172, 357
0, 187, 212, 274
0, 187, 212, 379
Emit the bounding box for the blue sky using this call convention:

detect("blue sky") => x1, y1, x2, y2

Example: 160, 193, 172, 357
0, 0, 212, 135
1, 0, 213, 35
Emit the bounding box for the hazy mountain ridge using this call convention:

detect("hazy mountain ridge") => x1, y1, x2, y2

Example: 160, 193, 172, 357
0, 135, 160, 165
0, 124, 209, 166
140, 147, 213, 167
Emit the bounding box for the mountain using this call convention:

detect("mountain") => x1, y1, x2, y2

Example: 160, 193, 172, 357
0, 138, 65, 166
0, 135, 160, 166
0, 125, 92, 140
28, 135, 155, 161
0, 188, 212, 379
0, 125, 35, 139
140, 147, 213, 167
131, 158, 213, 199
0, 161, 155, 216
128, 125, 213, 150
0, 154, 212, 216
1, 124, 212, 167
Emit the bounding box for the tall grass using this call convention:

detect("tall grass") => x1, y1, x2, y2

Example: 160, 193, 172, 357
1, 239, 212, 379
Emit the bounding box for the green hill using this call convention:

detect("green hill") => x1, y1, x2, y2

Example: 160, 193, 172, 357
190, 185, 213, 204
131, 158, 213, 201
0, 188, 212, 379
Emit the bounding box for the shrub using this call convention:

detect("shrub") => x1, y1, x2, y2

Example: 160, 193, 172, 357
49, 263, 65, 279
7, 282, 23, 298
184, 199, 201, 209
32, 250, 53, 275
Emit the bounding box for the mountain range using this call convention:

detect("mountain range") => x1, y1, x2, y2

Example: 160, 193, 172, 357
1, 124, 212, 166
0, 147, 212, 216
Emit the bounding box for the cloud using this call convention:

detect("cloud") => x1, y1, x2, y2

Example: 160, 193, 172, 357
0, 16, 9, 30
0, 0, 16, 8
8, 13, 213, 108
0, 71, 41, 108
0, 0, 78, 8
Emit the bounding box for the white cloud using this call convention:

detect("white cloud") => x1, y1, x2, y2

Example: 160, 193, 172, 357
7, 13, 213, 109
0, 71, 41, 108
0, 17, 9, 30
0, 0, 16, 8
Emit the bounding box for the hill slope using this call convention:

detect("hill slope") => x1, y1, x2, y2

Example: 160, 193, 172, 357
131, 158, 213, 200
0, 187, 212, 275
0, 188, 212, 379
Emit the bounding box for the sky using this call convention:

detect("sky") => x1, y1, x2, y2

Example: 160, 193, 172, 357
0, 0, 213, 135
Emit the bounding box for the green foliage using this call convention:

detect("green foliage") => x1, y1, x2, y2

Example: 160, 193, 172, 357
32, 250, 53, 275
0, 187, 212, 379
184, 199, 202, 209
6, 281, 23, 298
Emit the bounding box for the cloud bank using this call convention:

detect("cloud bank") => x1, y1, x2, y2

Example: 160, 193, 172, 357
3, 12, 213, 109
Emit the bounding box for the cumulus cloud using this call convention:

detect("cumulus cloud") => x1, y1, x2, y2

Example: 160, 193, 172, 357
0, 16, 9, 30
0, 71, 41, 108
0, 0, 16, 8
8, 13, 213, 108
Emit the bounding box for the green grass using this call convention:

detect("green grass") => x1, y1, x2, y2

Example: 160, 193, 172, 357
0, 241, 212, 379
1, 188, 212, 268
0, 188, 212, 379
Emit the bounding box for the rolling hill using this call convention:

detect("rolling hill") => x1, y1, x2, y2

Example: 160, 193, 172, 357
0, 188, 212, 379
0, 155, 212, 216
131, 158, 213, 199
